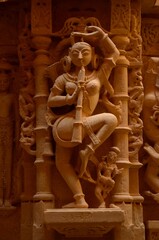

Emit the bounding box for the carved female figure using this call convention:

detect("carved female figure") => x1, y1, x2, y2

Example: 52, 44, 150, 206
95, 147, 121, 208
47, 26, 120, 208
0, 59, 14, 207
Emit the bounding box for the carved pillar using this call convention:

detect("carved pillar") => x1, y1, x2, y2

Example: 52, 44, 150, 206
111, 1, 145, 240
31, 0, 53, 202
31, 1, 54, 239
32, 35, 53, 202
127, 0, 144, 203
110, 0, 132, 203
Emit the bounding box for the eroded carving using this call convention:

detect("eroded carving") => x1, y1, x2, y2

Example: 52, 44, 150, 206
126, 14, 142, 65
0, 59, 15, 207
31, 0, 52, 34
142, 19, 159, 56
143, 57, 159, 203
111, 0, 130, 33
46, 25, 121, 208
128, 68, 144, 159
18, 15, 36, 155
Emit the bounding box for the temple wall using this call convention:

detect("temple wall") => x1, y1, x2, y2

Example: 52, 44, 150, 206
0, 0, 158, 240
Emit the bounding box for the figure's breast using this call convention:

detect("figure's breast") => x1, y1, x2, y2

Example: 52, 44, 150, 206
85, 79, 100, 95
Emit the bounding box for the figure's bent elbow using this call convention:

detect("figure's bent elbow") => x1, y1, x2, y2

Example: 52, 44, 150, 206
113, 48, 120, 63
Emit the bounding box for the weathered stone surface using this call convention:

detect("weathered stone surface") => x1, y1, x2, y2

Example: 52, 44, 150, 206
0, 0, 158, 240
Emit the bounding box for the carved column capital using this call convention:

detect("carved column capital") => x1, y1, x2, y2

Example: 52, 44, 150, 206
32, 36, 52, 51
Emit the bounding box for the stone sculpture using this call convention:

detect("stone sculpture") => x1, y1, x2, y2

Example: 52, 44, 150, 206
47, 25, 120, 208
143, 57, 159, 203
95, 146, 122, 208
0, 59, 14, 207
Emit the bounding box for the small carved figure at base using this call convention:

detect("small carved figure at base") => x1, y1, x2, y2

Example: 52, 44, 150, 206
95, 147, 122, 208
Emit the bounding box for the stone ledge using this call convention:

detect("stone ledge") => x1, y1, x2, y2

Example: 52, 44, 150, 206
146, 221, 159, 240
44, 208, 124, 238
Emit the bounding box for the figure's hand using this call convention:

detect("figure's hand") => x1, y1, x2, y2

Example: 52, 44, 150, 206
66, 87, 79, 105
71, 26, 107, 42
118, 168, 124, 174
85, 26, 107, 39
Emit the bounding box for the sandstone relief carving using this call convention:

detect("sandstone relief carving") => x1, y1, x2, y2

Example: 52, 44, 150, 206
111, 0, 130, 34
18, 15, 36, 155
0, 59, 15, 207
143, 57, 159, 203
128, 67, 144, 159
126, 14, 142, 65
95, 147, 122, 208
46, 24, 121, 208
142, 19, 159, 56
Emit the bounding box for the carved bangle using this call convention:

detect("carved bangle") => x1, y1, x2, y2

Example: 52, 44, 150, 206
65, 94, 69, 104
103, 33, 108, 39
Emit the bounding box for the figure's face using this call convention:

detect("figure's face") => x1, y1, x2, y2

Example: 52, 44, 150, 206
107, 151, 117, 163
0, 70, 10, 92
69, 42, 92, 67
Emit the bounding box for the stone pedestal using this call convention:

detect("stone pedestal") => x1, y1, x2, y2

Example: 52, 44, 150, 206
146, 221, 159, 240
44, 208, 124, 238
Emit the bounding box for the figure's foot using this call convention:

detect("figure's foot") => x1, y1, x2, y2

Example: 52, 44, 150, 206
62, 193, 89, 208
109, 203, 120, 209
98, 201, 106, 208
62, 201, 88, 208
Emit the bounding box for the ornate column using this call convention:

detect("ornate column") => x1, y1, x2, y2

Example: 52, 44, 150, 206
31, 0, 53, 202
127, 0, 144, 203
110, 0, 132, 204
110, 1, 145, 240
31, 1, 54, 239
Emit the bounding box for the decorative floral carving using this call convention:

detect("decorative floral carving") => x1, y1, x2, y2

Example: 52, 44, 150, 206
128, 68, 144, 159
126, 14, 142, 65
142, 19, 159, 56
52, 17, 103, 38
19, 69, 36, 155
18, 14, 36, 155
111, 0, 130, 33
31, 0, 52, 34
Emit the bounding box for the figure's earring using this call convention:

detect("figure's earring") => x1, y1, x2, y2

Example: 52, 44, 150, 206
91, 47, 99, 70
61, 56, 72, 73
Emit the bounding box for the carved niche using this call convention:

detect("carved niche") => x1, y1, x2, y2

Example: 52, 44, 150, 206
45, 17, 122, 208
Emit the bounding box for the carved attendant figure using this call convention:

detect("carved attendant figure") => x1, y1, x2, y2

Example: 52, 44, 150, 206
0, 59, 14, 207
95, 147, 122, 208
47, 26, 120, 208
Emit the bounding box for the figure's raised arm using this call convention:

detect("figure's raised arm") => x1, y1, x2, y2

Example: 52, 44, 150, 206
71, 26, 119, 61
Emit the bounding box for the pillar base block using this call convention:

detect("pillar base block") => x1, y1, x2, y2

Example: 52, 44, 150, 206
33, 192, 54, 201
112, 194, 133, 202
44, 208, 124, 238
